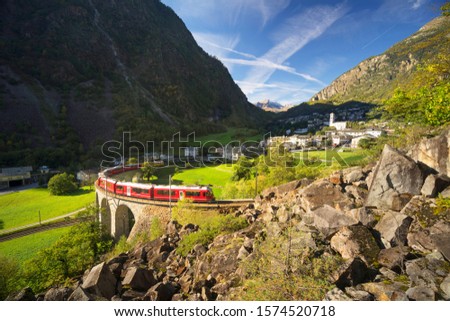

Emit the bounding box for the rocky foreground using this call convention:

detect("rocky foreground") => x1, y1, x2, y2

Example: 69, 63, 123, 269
9, 130, 450, 301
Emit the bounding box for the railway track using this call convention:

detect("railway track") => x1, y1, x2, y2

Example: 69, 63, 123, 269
0, 219, 81, 243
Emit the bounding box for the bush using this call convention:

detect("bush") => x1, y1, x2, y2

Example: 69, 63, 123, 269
48, 173, 78, 195
20, 212, 112, 293
0, 256, 20, 300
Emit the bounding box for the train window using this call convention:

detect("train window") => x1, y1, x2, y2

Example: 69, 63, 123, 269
116, 186, 123, 192
205, 191, 212, 197
133, 188, 149, 194
186, 191, 201, 197
156, 190, 176, 196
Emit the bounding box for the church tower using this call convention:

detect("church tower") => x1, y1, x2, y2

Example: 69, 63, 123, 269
330, 113, 335, 126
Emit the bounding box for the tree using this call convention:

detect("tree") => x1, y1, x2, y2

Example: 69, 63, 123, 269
141, 162, 155, 181
48, 173, 78, 195
232, 156, 253, 181
442, 2, 450, 16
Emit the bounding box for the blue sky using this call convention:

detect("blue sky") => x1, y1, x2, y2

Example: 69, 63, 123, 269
161, 0, 445, 105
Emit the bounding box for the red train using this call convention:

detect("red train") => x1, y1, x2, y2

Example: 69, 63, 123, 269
96, 166, 215, 203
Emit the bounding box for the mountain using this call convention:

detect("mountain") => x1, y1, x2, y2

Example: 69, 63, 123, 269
255, 99, 292, 113
0, 0, 268, 166
310, 16, 450, 103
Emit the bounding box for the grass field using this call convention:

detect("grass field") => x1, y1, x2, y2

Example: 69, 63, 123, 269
293, 149, 369, 166
0, 226, 71, 263
198, 127, 262, 145
0, 186, 95, 230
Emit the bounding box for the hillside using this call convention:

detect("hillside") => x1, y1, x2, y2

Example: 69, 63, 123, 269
310, 16, 450, 103
0, 0, 268, 167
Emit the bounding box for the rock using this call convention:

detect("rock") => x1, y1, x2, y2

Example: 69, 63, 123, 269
122, 267, 156, 292
379, 267, 399, 281
366, 145, 424, 211
166, 220, 182, 235
343, 168, 365, 184
211, 282, 232, 295
440, 274, 450, 299
311, 205, 358, 238
344, 287, 374, 301
324, 288, 351, 301
430, 233, 450, 261
261, 180, 303, 199
171, 293, 184, 301
243, 237, 254, 252
193, 244, 207, 256
68, 286, 93, 301
378, 246, 410, 271
408, 129, 450, 177
276, 205, 292, 223
329, 171, 343, 185
406, 286, 435, 301
360, 282, 408, 301
345, 185, 368, 206
82, 262, 117, 300
407, 229, 434, 253
374, 211, 413, 248
331, 258, 370, 289
44, 287, 73, 301
330, 225, 380, 265
345, 207, 377, 227
145, 282, 178, 301
236, 245, 250, 260
441, 186, 450, 198
6, 287, 36, 301
421, 174, 450, 197
300, 180, 354, 213
121, 289, 146, 301
201, 286, 216, 301
405, 257, 449, 291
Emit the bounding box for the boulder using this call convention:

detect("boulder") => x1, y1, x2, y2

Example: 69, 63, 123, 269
440, 274, 450, 299
374, 211, 413, 248
378, 246, 410, 271
408, 129, 450, 177
68, 286, 93, 301
344, 287, 374, 301
441, 186, 450, 198
344, 185, 368, 206
145, 282, 178, 301
311, 205, 358, 238
405, 257, 449, 292
324, 288, 351, 301
300, 180, 354, 213
345, 207, 377, 227
366, 145, 424, 211
121, 289, 146, 301
82, 262, 117, 300
122, 267, 157, 292
166, 220, 182, 235
406, 286, 435, 301
261, 179, 304, 199
44, 287, 73, 301
421, 174, 450, 197
330, 258, 370, 289
360, 282, 408, 301
343, 168, 365, 184
6, 287, 36, 301
330, 225, 380, 265
430, 233, 450, 261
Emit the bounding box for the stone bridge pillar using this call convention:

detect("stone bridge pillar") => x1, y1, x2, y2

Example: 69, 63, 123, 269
96, 188, 171, 241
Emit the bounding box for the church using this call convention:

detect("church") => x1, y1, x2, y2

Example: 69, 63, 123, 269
329, 113, 347, 131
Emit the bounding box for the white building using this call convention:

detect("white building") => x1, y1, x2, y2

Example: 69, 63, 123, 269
183, 147, 200, 158
329, 113, 347, 130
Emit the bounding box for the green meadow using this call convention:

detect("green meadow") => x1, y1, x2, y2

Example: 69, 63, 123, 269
0, 186, 95, 231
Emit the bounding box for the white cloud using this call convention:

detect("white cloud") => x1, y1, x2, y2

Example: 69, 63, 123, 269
163, 0, 290, 28
243, 3, 349, 95
410, 0, 427, 10
236, 80, 321, 105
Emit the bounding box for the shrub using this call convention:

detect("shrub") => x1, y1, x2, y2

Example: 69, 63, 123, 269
48, 173, 78, 195
20, 212, 112, 293
0, 256, 20, 300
